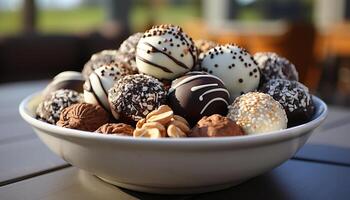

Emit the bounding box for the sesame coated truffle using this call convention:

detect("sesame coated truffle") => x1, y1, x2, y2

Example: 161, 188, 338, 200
108, 74, 167, 124
254, 52, 299, 85
84, 64, 133, 111
201, 44, 260, 100
260, 79, 315, 126
36, 89, 84, 124
136, 24, 197, 80
227, 92, 287, 134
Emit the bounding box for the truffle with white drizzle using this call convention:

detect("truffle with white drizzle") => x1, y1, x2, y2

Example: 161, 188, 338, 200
136, 24, 197, 80
260, 79, 315, 126
227, 92, 287, 135
84, 64, 133, 111
201, 44, 260, 100
168, 71, 230, 126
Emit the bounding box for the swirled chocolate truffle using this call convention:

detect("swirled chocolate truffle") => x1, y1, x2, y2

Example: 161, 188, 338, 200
108, 74, 167, 124
227, 92, 287, 135
136, 24, 197, 80
36, 89, 83, 124
57, 103, 109, 132
95, 123, 134, 136
254, 52, 298, 85
260, 79, 315, 126
84, 64, 133, 111
201, 44, 260, 100
168, 71, 230, 126
42, 71, 85, 98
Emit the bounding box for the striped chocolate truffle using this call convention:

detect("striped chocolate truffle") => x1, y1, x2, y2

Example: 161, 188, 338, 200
227, 92, 287, 135
136, 24, 197, 80
84, 64, 133, 111
168, 71, 230, 126
201, 44, 260, 100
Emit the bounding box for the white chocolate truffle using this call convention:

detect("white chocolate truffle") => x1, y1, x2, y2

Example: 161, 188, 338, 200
136, 24, 197, 80
84, 64, 132, 111
227, 92, 287, 135
201, 44, 260, 100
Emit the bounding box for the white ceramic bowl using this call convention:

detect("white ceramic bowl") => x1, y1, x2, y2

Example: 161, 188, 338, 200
19, 92, 327, 194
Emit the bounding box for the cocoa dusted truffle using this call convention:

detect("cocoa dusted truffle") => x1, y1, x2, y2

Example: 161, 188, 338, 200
42, 71, 85, 98
168, 71, 230, 126
254, 52, 298, 85
108, 74, 167, 124
227, 92, 288, 135
136, 24, 197, 80
84, 64, 133, 111
56, 103, 109, 132
201, 44, 260, 100
190, 114, 244, 137
260, 79, 315, 126
95, 123, 134, 136
36, 89, 83, 124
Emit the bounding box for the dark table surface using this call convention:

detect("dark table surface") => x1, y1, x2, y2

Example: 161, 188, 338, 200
0, 81, 350, 200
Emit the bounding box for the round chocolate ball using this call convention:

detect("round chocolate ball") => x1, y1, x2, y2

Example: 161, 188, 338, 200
168, 71, 230, 126
254, 52, 299, 85
42, 71, 85, 98
227, 92, 288, 135
136, 24, 197, 80
36, 89, 83, 124
108, 74, 167, 124
193, 39, 217, 71
84, 64, 133, 112
119, 32, 143, 57
260, 79, 315, 126
201, 44, 260, 100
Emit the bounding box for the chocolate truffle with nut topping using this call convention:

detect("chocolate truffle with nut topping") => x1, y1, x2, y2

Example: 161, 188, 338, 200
260, 79, 315, 126
108, 74, 167, 124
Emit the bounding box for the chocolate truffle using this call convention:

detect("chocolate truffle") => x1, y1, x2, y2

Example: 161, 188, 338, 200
95, 123, 134, 136
82, 50, 135, 78
84, 64, 133, 111
201, 44, 260, 100
108, 74, 167, 123
168, 71, 230, 126
260, 79, 315, 126
227, 92, 287, 135
190, 114, 244, 137
36, 89, 83, 124
119, 32, 143, 57
254, 52, 299, 85
42, 71, 85, 98
136, 24, 197, 80
193, 39, 217, 71
57, 103, 109, 132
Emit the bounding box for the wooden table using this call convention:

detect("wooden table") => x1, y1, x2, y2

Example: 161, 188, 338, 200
0, 81, 350, 200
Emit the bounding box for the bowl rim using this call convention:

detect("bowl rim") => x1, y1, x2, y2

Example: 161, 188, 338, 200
19, 92, 328, 148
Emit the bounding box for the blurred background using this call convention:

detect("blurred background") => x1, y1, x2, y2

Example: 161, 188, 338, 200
0, 0, 349, 106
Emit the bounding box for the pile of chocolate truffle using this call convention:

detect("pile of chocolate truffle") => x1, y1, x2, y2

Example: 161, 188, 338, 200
36, 24, 315, 138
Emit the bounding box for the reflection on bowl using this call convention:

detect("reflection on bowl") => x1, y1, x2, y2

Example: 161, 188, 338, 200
19, 92, 327, 194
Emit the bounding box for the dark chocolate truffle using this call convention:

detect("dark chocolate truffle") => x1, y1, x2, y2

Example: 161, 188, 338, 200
42, 71, 85, 98
254, 52, 299, 85
36, 89, 83, 124
108, 74, 167, 124
260, 79, 315, 126
168, 71, 230, 126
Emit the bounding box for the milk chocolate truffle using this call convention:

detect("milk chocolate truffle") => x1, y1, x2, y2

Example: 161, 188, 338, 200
57, 103, 109, 132
260, 79, 315, 126
84, 64, 133, 111
108, 74, 167, 123
193, 39, 217, 71
227, 92, 287, 135
254, 52, 299, 85
36, 89, 83, 124
119, 32, 143, 57
82, 50, 135, 78
136, 24, 197, 80
201, 44, 260, 100
190, 114, 244, 137
95, 123, 134, 136
42, 71, 85, 98
168, 71, 230, 126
